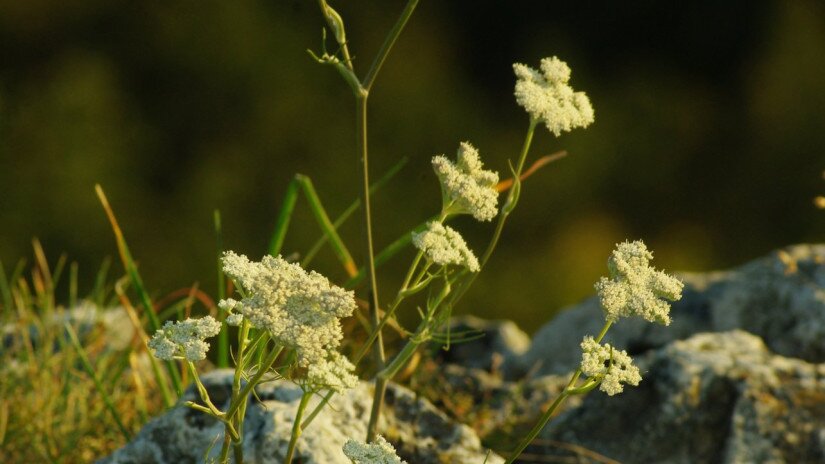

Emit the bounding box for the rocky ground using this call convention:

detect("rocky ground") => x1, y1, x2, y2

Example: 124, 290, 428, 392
101, 244, 825, 463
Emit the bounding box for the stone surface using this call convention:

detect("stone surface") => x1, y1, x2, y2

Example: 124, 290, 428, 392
535, 331, 825, 464
433, 315, 531, 375
515, 244, 825, 377
99, 369, 503, 464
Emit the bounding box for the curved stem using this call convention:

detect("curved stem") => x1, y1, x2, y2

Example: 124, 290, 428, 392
505, 320, 613, 463
446, 119, 538, 308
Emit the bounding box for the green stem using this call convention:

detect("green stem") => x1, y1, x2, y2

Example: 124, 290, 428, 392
187, 362, 223, 417
362, 0, 420, 91
447, 119, 538, 308
285, 390, 313, 463
301, 247, 428, 431
505, 320, 613, 463
366, 321, 426, 442
228, 320, 251, 463
225, 345, 283, 420
356, 92, 387, 381
218, 432, 233, 464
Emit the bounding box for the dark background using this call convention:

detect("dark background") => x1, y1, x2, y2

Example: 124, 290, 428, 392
1, 0, 824, 331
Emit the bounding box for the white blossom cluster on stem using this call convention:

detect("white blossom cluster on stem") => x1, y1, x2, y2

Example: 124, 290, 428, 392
412, 221, 480, 272
431, 142, 499, 221
220, 252, 358, 384
513, 56, 594, 136
343, 435, 406, 464
595, 240, 684, 325
305, 351, 359, 393
148, 316, 222, 361
579, 336, 641, 396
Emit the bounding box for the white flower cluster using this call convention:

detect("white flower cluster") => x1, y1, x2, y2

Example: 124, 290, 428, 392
580, 336, 641, 396
217, 298, 244, 326
306, 351, 359, 393
432, 142, 499, 221
513, 57, 595, 136
412, 222, 480, 272
343, 435, 406, 464
148, 316, 222, 361
221, 252, 357, 380
595, 240, 684, 325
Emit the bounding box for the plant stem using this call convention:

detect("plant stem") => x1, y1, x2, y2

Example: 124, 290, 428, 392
356, 92, 387, 382
504, 320, 613, 463
285, 390, 312, 463
447, 119, 538, 307
224, 345, 283, 420
362, 0, 420, 91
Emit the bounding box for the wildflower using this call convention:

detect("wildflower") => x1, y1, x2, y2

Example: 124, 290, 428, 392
580, 336, 641, 396
595, 240, 683, 325
148, 316, 222, 361
221, 252, 357, 368
343, 435, 407, 464
513, 56, 594, 136
305, 351, 359, 393
218, 298, 243, 326
412, 222, 480, 272
432, 142, 499, 221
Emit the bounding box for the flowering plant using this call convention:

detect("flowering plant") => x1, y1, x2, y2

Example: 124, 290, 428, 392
135, 2, 683, 462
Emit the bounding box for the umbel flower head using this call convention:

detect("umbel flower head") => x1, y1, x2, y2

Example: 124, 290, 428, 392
595, 240, 684, 325
412, 221, 480, 272
221, 251, 357, 368
432, 142, 499, 221
343, 435, 407, 464
148, 316, 222, 361
306, 351, 359, 393
513, 56, 595, 136
580, 336, 641, 396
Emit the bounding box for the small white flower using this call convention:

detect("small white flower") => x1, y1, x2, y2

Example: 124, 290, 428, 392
221, 251, 357, 366
412, 222, 480, 272
148, 316, 222, 361
432, 142, 499, 221
595, 240, 683, 325
580, 336, 641, 396
305, 351, 359, 393
218, 298, 243, 326
513, 57, 594, 136
343, 435, 406, 464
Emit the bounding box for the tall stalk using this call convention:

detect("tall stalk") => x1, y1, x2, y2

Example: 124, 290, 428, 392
314, 0, 421, 443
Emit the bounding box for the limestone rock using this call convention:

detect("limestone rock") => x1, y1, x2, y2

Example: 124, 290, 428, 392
517, 244, 825, 377
99, 369, 503, 464
535, 331, 825, 463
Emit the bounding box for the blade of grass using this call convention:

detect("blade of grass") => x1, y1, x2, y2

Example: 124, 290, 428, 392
344, 219, 431, 289
267, 177, 301, 256
115, 277, 174, 408
92, 257, 112, 307
0, 260, 12, 312
64, 323, 132, 441
302, 156, 407, 267
296, 174, 358, 277
95, 184, 183, 394
214, 209, 229, 368
68, 262, 78, 309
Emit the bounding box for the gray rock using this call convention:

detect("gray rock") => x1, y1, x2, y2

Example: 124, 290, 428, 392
517, 244, 825, 376
434, 315, 531, 376
100, 369, 503, 464
534, 331, 825, 464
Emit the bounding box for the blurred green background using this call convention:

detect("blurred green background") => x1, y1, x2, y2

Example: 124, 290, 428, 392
1, 0, 824, 332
